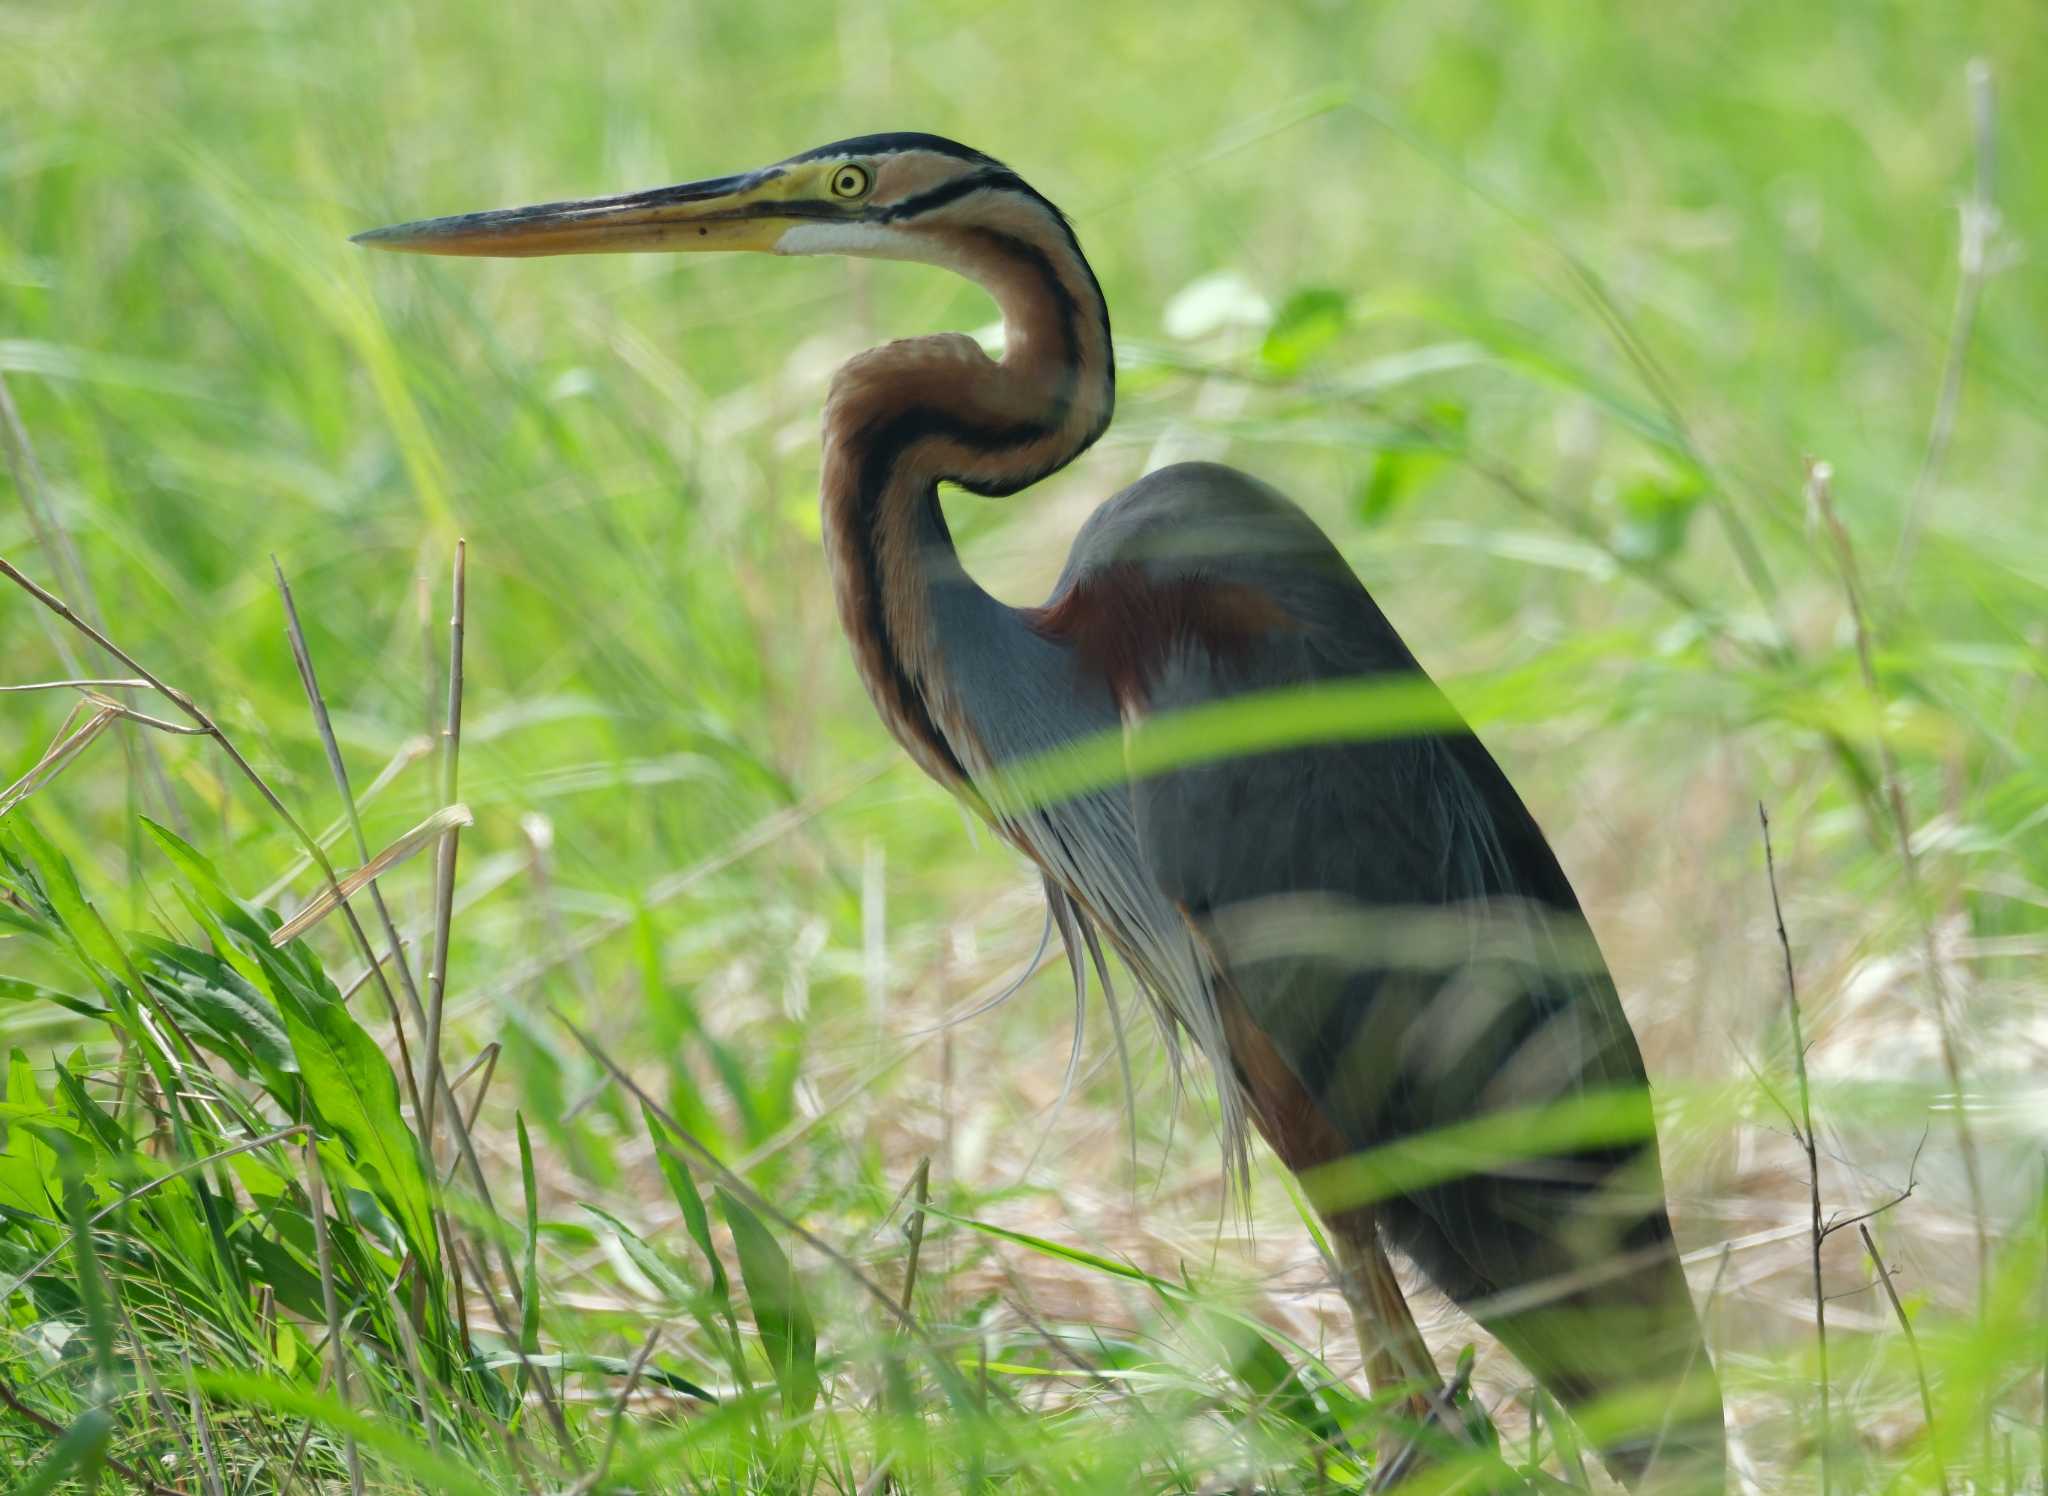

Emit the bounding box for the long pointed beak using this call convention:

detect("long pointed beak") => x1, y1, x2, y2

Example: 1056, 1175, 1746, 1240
351, 167, 800, 258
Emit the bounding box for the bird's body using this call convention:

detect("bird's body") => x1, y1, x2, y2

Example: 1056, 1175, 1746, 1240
360, 132, 1724, 1489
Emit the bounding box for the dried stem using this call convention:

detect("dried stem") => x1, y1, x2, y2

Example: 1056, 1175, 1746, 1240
178, 1342, 227, 1496
1859, 1223, 1949, 1496
269, 552, 515, 1334
0, 677, 153, 693
1808, 461, 1990, 1292
1760, 801, 1829, 1494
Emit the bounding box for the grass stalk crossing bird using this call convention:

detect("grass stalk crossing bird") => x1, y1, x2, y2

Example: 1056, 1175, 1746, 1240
358, 133, 1725, 1489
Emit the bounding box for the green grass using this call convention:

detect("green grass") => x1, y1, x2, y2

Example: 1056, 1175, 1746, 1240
3, 0, 2046, 1489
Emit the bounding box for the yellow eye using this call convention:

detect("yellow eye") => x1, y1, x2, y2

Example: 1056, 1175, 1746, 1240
828, 163, 871, 200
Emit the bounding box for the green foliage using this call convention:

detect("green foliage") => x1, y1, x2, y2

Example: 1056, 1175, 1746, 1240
2, 0, 2046, 1490
1261, 288, 1350, 375
715, 1187, 819, 1421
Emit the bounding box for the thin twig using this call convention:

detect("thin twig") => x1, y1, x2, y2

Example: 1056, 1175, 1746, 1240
420, 540, 467, 1161
386, 1263, 442, 1456
898, 1156, 931, 1324
1818, 1127, 1927, 1243
572, 1327, 662, 1495
0, 702, 119, 816
110, 1294, 188, 1477
256, 736, 435, 906
1760, 801, 1829, 1495
1860, 1223, 1949, 1496
1371, 1350, 1479, 1492
272, 557, 429, 1131
266, 805, 473, 946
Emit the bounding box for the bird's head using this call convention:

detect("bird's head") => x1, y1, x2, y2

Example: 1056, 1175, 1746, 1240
353, 132, 1064, 269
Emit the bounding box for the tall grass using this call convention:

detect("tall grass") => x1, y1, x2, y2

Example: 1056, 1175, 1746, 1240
3, 0, 2045, 1489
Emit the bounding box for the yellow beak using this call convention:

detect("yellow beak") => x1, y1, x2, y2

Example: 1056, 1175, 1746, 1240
351, 166, 805, 258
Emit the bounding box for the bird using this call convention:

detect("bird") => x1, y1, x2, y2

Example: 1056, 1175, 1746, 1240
356, 132, 1724, 1489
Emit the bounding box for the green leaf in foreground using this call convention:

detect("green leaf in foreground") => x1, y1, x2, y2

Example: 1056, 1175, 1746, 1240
715, 1186, 818, 1418
1260, 286, 1348, 374
516, 1112, 541, 1361
645, 1104, 750, 1395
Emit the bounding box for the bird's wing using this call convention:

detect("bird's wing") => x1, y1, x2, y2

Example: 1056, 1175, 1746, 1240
1018, 463, 1717, 1481
1128, 603, 1662, 1243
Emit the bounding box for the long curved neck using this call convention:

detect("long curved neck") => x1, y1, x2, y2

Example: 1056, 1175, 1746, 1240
819, 207, 1113, 787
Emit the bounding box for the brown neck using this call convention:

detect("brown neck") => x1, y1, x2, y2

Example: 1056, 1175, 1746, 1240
818, 206, 1114, 787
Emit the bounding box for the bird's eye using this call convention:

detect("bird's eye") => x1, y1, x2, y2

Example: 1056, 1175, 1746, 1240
829, 164, 872, 200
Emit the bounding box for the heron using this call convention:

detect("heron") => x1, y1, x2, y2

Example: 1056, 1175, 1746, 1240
357, 133, 1724, 1489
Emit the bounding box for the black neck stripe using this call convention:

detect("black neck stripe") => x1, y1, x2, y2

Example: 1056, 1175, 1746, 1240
840, 189, 1114, 779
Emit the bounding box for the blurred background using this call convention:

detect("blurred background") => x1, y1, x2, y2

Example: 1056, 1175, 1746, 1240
3, 0, 2045, 1489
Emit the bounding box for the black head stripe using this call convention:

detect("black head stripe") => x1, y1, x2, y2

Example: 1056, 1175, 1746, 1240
878, 169, 1022, 223
789, 132, 1000, 168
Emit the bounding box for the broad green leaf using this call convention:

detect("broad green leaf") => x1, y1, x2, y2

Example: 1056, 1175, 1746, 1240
135, 936, 296, 1092
1200, 1309, 1324, 1437
49, 1065, 126, 1158
0, 1050, 60, 1217
270, 965, 439, 1275
0, 899, 44, 937
1260, 286, 1347, 374
643, 1105, 749, 1395
715, 1187, 817, 1419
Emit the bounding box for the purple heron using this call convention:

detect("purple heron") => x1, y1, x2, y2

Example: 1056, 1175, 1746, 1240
358, 133, 1724, 1489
